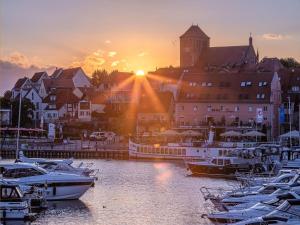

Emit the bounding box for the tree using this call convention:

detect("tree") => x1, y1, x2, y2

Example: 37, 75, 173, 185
280, 58, 300, 68
0, 97, 35, 127
91, 69, 109, 88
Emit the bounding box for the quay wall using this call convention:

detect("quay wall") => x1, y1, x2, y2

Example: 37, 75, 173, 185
0, 149, 129, 160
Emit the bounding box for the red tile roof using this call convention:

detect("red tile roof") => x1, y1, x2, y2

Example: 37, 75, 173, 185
180, 25, 209, 39
13, 77, 29, 89
199, 46, 253, 67
31, 72, 47, 83
43, 88, 80, 109
56, 67, 81, 79
178, 71, 274, 103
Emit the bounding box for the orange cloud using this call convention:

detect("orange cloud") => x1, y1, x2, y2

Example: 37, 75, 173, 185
108, 51, 117, 57
262, 33, 290, 41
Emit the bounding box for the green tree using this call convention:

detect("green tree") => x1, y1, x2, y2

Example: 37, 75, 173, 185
0, 97, 35, 127
280, 58, 300, 68
91, 69, 109, 88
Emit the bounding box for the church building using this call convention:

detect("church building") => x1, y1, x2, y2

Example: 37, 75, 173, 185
180, 25, 258, 69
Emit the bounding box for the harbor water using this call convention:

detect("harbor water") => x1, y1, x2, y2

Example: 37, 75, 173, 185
8, 159, 237, 225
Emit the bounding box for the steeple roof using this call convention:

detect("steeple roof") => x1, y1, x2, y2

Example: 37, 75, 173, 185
180, 25, 209, 39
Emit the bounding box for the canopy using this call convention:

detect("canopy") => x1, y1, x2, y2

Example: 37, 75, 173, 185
220, 130, 242, 137
180, 130, 201, 136
160, 129, 180, 136
242, 131, 266, 137
280, 130, 300, 138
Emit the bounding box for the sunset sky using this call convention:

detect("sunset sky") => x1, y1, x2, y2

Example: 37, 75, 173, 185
1, 0, 300, 94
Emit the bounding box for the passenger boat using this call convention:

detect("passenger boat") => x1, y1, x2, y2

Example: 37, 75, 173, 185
129, 139, 258, 161
0, 163, 94, 200
0, 182, 36, 221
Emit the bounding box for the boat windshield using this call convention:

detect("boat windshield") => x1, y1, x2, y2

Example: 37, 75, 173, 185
2, 167, 46, 178
258, 186, 278, 194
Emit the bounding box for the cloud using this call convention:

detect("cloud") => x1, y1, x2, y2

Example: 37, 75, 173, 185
138, 52, 148, 57
111, 60, 120, 67
105, 40, 111, 44
262, 33, 290, 41
108, 51, 117, 57
70, 49, 106, 74
0, 58, 56, 95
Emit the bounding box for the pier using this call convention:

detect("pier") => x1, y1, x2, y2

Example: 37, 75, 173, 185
0, 149, 129, 160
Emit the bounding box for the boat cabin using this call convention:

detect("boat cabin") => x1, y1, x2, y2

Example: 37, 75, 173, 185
0, 184, 23, 202
0, 164, 47, 179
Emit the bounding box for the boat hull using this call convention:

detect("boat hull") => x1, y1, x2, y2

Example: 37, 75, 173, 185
187, 163, 251, 178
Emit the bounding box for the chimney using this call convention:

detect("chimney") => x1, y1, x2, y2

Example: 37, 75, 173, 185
249, 33, 253, 46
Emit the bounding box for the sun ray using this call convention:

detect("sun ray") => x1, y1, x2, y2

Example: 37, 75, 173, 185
141, 77, 165, 113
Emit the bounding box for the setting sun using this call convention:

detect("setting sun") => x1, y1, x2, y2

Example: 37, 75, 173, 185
135, 70, 145, 77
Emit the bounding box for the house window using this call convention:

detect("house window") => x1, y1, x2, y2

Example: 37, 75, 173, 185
292, 86, 300, 92
240, 82, 246, 87
263, 106, 268, 111
246, 81, 252, 86
201, 82, 207, 87
50, 95, 56, 101
259, 82, 262, 87
207, 105, 212, 112
263, 81, 267, 86
256, 94, 261, 99
234, 106, 239, 112
36, 102, 39, 110
261, 94, 265, 99
193, 106, 198, 111
207, 82, 212, 87
248, 106, 253, 112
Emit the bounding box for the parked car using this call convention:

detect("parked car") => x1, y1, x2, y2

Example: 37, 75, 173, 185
89, 132, 107, 141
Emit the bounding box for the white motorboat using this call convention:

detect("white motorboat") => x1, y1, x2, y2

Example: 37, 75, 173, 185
206, 191, 300, 223
0, 163, 94, 200
200, 172, 299, 211
0, 182, 36, 221
230, 199, 300, 225
18, 151, 99, 179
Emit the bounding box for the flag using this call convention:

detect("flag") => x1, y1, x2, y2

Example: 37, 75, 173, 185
279, 105, 285, 124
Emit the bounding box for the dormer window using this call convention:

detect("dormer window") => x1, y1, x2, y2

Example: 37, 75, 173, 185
201, 82, 207, 87
207, 82, 212, 87
50, 95, 56, 101
246, 81, 252, 86
256, 93, 265, 99
240, 82, 246, 87
259, 81, 268, 87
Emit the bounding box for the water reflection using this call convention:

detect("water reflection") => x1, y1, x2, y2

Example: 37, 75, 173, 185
26, 160, 236, 225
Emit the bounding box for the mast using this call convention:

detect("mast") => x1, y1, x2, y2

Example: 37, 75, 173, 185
16, 89, 22, 159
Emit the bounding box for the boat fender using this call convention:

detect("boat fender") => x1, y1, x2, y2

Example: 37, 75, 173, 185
53, 185, 56, 196
201, 214, 207, 218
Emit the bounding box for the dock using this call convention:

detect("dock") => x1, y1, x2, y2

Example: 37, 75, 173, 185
0, 149, 129, 160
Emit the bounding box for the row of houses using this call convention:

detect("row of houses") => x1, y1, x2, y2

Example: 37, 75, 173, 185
1, 25, 299, 140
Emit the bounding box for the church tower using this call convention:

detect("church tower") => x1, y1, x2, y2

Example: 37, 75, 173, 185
180, 25, 210, 68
